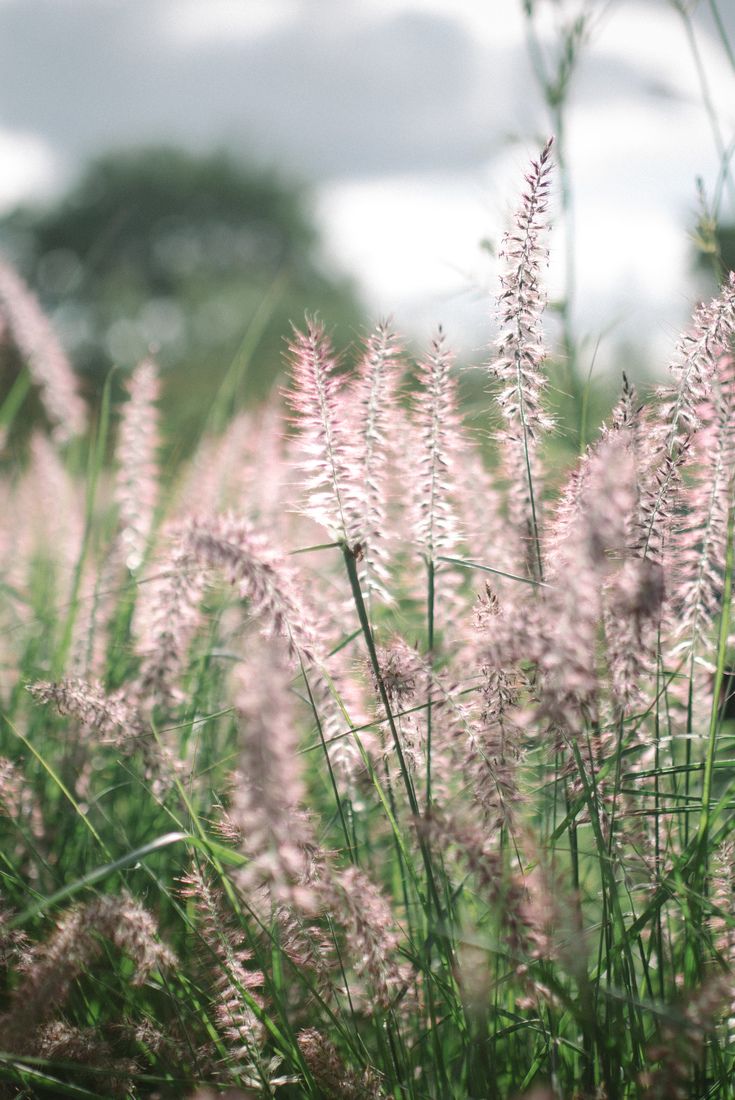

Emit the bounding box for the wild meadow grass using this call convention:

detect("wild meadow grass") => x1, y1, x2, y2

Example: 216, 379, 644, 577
2, 139, 735, 1099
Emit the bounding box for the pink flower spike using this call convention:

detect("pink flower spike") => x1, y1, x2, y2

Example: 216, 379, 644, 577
411, 327, 462, 568
490, 138, 554, 443
286, 317, 362, 548
0, 256, 86, 442
349, 320, 404, 605
115, 358, 161, 572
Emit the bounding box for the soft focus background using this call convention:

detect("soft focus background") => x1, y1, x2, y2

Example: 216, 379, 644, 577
1, 0, 734, 440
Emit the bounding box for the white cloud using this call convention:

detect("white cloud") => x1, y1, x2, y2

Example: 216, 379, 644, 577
0, 129, 58, 212
317, 171, 490, 303
0, 0, 732, 363
597, 0, 735, 111
365, 0, 526, 46
313, 0, 735, 357
165, 0, 299, 46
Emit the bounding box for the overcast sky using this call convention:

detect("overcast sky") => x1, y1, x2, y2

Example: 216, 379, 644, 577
1, 0, 734, 365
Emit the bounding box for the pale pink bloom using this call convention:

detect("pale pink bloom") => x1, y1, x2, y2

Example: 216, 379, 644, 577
0, 755, 44, 864
230, 641, 318, 906
711, 841, 735, 1028
603, 556, 665, 711
490, 138, 555, 443
28, 430, 85, 592
406, 328, 467, 634
179, 866, 264, 1067
287, 318, 362, 547
587, 381, 670, 709
348, 321, 404, 605
181, 512, 320, 664
28, 676, 145, 747
69, 559, 110, 680
431, 657, 507, 815
0, 256, 86, 442
544, 457, 591, 579
321, 865, 413, 1013
271, 903, 337, 1003
636, 425, 690, 565
489, 140, 554, 578
0, 755, 26, 822
0, 892, 175, 1053
546, 425, 636, 580
371, 636, 466, 807
115, 358, 160, 571
34, 1022, 137, 1096
469, 587, 525, 830
539, 437, 636, 732
236, 397, 290, 528
453, 446, 521, 599
410, 328, 462, 568
134, 529, 206, 712
603, 370, 642, 441
175, 399, 288, 530
488, 434, 637, 735
172, 428, 232, 519
297, 1028, 387, 1098
600, 373, 650, 556
374, 636, 421, 709
657, 272, 735, 450
514, 836, 588, 982
307, 659, 367, 787
638, 976, 735, 1097
372, 637, 430, 783
181, 511, 363, 783
422, 812, 548, 996
639, 275, 735, 562
501, 433, 546, 576
670, 360, 735, 660
29, 676, 177, 789
35, 1021, 118, 1075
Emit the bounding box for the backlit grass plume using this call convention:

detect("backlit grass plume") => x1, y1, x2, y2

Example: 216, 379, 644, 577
490, 138, 554, 578
0, 255, 87, 442
287, 317, 363, 549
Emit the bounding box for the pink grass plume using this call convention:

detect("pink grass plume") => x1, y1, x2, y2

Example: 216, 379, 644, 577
0, 255, 86, 443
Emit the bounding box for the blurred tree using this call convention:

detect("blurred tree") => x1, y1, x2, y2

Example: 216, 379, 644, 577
0, 147, 364, 448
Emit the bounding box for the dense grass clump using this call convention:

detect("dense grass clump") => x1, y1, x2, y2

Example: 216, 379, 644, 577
2, 140, 735, 1100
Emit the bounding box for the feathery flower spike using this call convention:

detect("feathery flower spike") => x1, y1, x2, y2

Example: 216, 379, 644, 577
490, 138, 554, 442
0, 893, 175, 1053
411, 327, 462, 570
115, 357, 161, 571
350, 320, 403, 604
640, 273, 735, 561
298, 1029, 387, 1099
490, 138, 554, 576
181, 512, 320, 663
0, 256, 86, 442
671, 361, 735, 660
134, 530, 206, 712
231, 641, 317, 905
287, 317, 362, 548
28, 677, 146, 748
179, 866, 265, 1069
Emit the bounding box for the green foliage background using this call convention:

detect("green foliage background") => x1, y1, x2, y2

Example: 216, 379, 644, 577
0, 147, 365, 450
